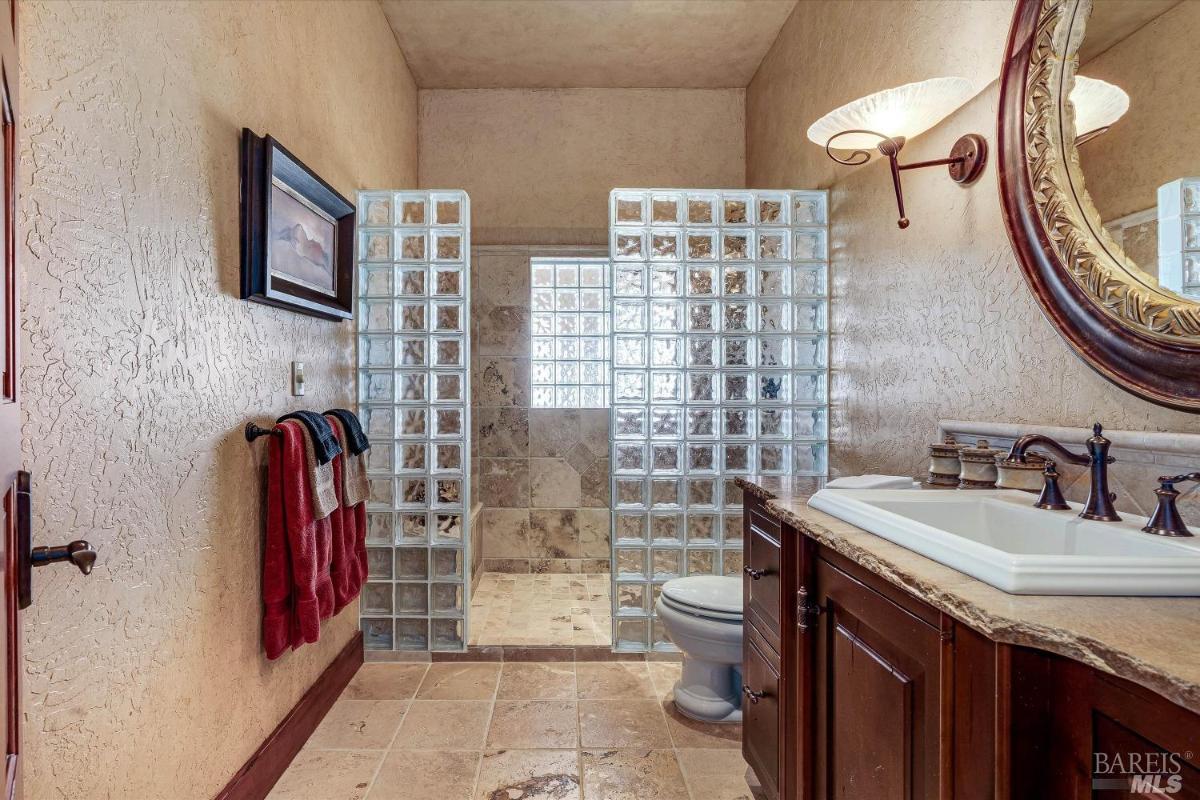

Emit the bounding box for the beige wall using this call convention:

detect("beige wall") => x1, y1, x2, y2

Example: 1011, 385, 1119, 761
746, 0, 1200, 490
18, 2, 417, 798
419, 89, 746, 245
746, 0, 1012, 192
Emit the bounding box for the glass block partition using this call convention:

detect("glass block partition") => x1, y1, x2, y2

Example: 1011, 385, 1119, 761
608, 189, 830, 652
355, 190, 471, 652
1157, 178, 1200, 299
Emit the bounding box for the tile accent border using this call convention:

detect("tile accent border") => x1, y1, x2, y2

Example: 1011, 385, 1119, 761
939, 420, 1200, 469
215, 632, 363, 800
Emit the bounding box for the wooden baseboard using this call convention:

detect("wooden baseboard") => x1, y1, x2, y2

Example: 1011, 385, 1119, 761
215, 631, 363, 800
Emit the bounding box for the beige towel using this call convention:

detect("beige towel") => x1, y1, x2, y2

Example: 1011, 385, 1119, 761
298, 423, 338, 520
328, 417, 370, 507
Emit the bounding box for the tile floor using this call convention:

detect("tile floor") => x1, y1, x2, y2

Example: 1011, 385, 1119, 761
269, 660, 758, 800
469, 573, 612, 647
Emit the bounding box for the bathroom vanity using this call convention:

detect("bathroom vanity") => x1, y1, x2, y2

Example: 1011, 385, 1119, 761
739, 476, 1200, 799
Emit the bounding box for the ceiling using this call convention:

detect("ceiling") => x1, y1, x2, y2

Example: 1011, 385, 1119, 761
1079, 0, 1182, 64
380, 0, 798, 89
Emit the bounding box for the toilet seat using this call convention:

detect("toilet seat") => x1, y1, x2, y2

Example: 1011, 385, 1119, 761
661, 576, 743, 622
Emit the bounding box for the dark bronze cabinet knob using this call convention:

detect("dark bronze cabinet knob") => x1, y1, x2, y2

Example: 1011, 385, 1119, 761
743, 686, 766, 704
32, 540, 96, 576
743, 565, 766, 580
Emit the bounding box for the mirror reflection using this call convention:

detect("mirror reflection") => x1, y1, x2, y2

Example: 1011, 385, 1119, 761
1071, 0, 1200, 300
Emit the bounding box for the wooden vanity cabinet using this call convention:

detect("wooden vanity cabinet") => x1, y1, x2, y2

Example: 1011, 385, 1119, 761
742, 492, 1200, 800
810, 554, 944, 799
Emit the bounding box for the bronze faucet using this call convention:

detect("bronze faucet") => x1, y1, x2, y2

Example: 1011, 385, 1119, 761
1005, 423, 1121, 522
1142, 473, 1200, 537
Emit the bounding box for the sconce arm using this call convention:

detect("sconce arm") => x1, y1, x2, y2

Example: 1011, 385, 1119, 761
823, 130, 986, 229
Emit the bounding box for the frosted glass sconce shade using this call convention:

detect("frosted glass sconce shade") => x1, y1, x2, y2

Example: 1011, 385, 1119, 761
808, 76, 985, 229
806, 77, 974, 150
1070, 76, 1129, 143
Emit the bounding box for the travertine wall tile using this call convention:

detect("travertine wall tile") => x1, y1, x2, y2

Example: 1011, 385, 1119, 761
480, 458, 532, 507
471, 247, 617, 572
531, 458, 583, 508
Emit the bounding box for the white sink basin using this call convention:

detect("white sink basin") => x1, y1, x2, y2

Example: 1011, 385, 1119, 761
808, 488, 1200, 595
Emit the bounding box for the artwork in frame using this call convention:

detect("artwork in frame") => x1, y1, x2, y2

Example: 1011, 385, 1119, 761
240, 129, 355, 320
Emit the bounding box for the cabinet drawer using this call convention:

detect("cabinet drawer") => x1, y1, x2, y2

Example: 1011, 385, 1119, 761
743, 629, 782, 800
745, 519, 783, 654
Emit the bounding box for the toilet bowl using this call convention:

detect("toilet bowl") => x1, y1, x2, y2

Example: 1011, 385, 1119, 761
655, 575, 744, 724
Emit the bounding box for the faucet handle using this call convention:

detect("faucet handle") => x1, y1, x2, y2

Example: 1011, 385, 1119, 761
1034, 461, 1072, 511
1142, 473, 1200, 537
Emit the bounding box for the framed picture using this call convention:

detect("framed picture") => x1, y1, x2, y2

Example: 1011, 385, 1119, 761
240, 129, 355, 320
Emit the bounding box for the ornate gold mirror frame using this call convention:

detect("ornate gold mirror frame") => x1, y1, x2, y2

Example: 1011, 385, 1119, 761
998, 0, 1200, 411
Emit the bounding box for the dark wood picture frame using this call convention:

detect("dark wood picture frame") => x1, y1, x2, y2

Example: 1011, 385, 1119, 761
997, 0, 1200, 412
239, 129, 355, 321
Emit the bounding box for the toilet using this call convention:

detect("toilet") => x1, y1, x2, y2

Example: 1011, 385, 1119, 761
655, 575, 744, 724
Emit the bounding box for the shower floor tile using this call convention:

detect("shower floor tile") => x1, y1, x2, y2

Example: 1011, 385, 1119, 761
469, 572, 612, 647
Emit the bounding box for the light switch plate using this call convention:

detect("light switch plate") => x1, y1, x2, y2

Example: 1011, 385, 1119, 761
292, 361, 305, 396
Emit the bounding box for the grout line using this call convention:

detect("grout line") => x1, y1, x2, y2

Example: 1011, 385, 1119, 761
575, 656, 586, 800
360, 661, 428, 798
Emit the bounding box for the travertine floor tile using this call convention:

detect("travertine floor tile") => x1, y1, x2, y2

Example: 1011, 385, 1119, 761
305, 699, 408, 750
487, 700, 579, 749
496, 662, 576, 700
576, 662, 656, 699
647, 661, 683, 701
579, 698, 672, 748
474, 749, 581, 800
581, 749, 691, 800
267, 749, 382, 800
342, 664, 429, 701
662, 701, 741, 749
391, 700, 492, 750
416, 662, 500, 700
469, 572, 612, 647
676, 748, 756, 800
366, 749, 480, 800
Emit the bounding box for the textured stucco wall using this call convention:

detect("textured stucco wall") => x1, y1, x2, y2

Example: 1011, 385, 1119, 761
746, 0, 1200, 485
746, 0, 1013, 193
418, 89, 746, 245
18, 1, 417, 798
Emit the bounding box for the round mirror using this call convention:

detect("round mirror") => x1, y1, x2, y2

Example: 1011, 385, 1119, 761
1068, 0, 1200, 303
998, 0, 1200, 411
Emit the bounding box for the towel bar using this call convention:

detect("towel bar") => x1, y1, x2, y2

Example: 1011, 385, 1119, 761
245, 422, 281, 442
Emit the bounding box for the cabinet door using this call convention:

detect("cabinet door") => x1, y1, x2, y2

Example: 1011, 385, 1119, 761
812, 558, 942, 800
744, 627, 782, 800
745, 505, 783, 654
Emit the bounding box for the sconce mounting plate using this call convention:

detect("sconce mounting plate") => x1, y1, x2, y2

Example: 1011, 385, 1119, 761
948, 133, 987, 185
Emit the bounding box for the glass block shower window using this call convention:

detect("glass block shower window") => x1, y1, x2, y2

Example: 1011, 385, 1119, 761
356, 190, 471, 652
608, 188, 830, 652
531, 258, 611, 408
1157, 178, 1200, 299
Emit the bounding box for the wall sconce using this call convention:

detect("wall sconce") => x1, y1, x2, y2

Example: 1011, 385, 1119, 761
807, 77, 986, 229
1071, 76, 1129, 145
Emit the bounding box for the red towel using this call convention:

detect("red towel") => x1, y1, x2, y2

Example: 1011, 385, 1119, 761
263, 420, 335, 659
326, 414, 368, 611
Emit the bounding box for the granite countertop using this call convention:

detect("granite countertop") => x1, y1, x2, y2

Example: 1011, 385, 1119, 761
737, 476, 1200, 715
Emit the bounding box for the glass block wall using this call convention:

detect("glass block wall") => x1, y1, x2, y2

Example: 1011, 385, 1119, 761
608, 188, 829, 652
1157, 178, 1200, 299
355, 190, 472, 652
530, 258, 611, 408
